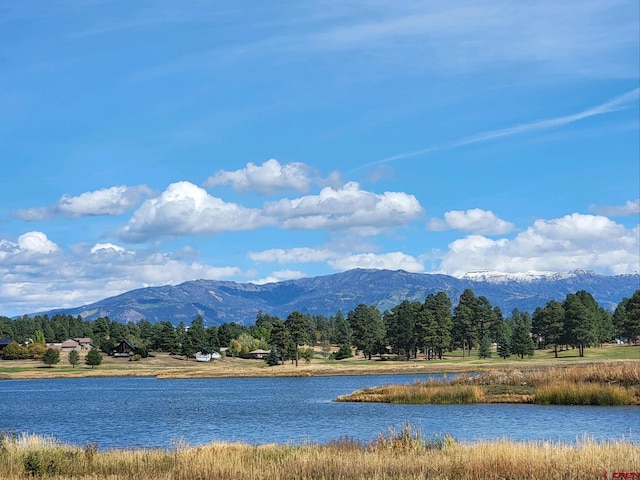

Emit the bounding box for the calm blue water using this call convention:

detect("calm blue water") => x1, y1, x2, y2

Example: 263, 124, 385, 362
0, 374, 637, 449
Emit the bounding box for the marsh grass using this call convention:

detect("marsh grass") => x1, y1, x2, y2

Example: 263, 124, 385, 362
0, 430, 638, 480
338, 382, 488, 404
338, 361, 640, 405
535, 383, 634, 406
472, 361, 640, 387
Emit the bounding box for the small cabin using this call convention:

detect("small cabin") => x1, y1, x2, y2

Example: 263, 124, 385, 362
111, 339, 137, 357
248, 349, 271, 359
74, 338, 93, 350
195, 351, 221, 362
59, 338, 93, 352
60, 339, 80, 351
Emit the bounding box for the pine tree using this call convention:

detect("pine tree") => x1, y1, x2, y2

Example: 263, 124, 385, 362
532, 300, 564, 357
42, 348, 60, 367
264, 348, 280, 366
86, 348, 103, 368
623, 290, 640, 344
285, 311, 309, 367
563, 292, 598, 357
510, 310, 535, 359
452, 289, 479, 357
478, 334, 492, 359
348, 304, 385, 360
496, 336, 511, 359
68, 350, 80, 368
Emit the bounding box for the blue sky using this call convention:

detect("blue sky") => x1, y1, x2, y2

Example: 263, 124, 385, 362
1, 0, 638, 317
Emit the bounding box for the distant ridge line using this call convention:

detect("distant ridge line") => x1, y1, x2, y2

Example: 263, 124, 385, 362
28, 268, 640, 326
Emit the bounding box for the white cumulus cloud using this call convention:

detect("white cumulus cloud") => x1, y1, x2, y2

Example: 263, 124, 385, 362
329, 252, 424, 272
589, 199, 640, 217
428, 208, 514, 234
13, 185, 155, 220
0, 233, 246, 315
0, 232, 60, 261
250, 269, 308, 285
204, 159, 319, 195
439, 213, 640, 277
263, 182, 423, 233
90, 243, 131, 255
120, 181, 264, 241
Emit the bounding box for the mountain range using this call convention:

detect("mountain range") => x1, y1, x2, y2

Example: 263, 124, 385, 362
33, 269, 639, 326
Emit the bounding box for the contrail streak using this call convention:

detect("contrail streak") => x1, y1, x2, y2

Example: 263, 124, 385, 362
358, 88, 639, 170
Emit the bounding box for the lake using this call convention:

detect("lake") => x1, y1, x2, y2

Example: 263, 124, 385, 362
0, 374, 637, 449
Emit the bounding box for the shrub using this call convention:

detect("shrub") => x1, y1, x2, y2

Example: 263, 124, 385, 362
136, 346, 149, 358
2, 343, 29, 360
27, 343, 46, 360
24, 451, 62, 477
333, 344, 353, 360
299, 347, 315, 363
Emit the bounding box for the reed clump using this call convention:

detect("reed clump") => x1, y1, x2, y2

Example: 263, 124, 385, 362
0, 430, 638, 480
535, 383, 635, 406
339, 381, 485, 404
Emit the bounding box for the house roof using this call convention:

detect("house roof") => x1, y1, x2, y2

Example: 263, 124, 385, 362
118, 339, 137, 349
249, 349, 271, 354
73, 337, 92, 344
60, 339, 80, 348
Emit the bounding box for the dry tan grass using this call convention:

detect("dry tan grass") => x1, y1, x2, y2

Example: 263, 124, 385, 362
2, 348, 638, 380
1, 432, 638, 480
470, 361, 640, 387
337, 382, 486, 404
339, 361, 640, 405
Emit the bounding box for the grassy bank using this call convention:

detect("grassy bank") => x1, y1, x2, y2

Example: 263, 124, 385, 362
337, 361, 640, 405
1, 429, 638, 480
1, 344, 638, 381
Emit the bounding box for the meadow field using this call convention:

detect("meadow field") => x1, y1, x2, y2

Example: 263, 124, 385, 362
0, 343, 638, 380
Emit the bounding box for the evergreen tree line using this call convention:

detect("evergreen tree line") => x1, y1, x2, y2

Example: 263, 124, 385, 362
1, 289, 638, 361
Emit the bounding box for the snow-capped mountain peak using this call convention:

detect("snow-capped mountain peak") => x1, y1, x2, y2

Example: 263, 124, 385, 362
462, 270, 597, 283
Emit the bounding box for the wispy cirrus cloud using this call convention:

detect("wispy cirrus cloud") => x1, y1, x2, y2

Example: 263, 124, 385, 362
249, 247, 338, 264
360, 88, 640, 169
